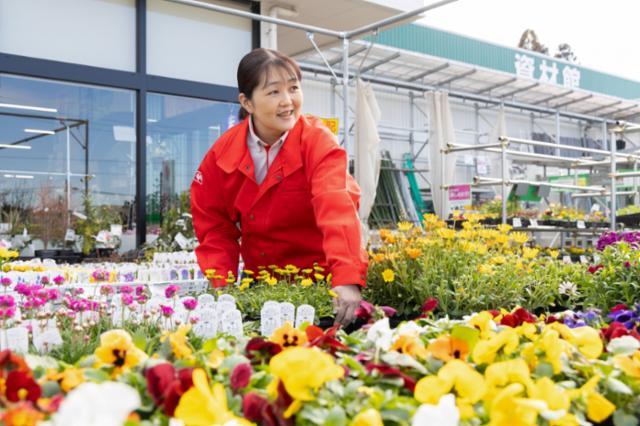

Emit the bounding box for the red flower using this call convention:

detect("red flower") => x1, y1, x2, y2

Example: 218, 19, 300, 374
601, 322, 640, 342
243, 392, 270, 423
5, 370, 41, 403
421, 298, 438, 313
145, 363, 193, 416
245, 337, 282, 361
513, 308, 536, 324
305, 325, 349, 354
545, 315, 559, 324
355, 301, 375, 320
611, 304, 629, 313
488, 310, 500, 318
366, 363, 416, 392
230, 363, 252, 391
0, 350, 30, 377
588, 264, 604, 274
500, 314, 518, 328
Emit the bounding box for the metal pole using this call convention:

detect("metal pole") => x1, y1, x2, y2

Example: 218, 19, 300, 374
166, 0, 344, 38
634, 160, 639, 205
409, 91, 415, 159
610, 129, 617, 230
501, 139, 507, 224
555, 111, 561, 156
66, 125, 71, 227
342, 37, 350, 167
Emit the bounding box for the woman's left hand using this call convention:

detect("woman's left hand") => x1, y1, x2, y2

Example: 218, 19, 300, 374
333, 284, 362, 326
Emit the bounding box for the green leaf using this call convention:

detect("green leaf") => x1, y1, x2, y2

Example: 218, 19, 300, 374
534, 362, 554, 378
325, 406, 347, 426
613, 410, 639, 426
41, 380, 61, 397
132, 329, 147, 351
201, 338, 218, 353
451, 325, 480, 351
84, 368, 111, 382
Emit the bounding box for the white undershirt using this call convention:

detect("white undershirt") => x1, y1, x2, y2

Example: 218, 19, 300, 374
246, 116, 288, 184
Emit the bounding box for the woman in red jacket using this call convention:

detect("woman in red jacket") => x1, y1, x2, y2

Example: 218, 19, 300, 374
191, 48, 368, 326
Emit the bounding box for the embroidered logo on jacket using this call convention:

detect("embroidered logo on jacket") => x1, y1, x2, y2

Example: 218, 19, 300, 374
194, 170, 203, 185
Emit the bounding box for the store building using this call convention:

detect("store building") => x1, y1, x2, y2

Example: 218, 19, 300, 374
1, 0, 639, 255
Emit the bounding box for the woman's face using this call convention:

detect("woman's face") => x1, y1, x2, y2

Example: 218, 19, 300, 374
239, 67, 303, 143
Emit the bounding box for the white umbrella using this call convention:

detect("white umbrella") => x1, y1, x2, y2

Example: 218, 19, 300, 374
355, 78, 381, 244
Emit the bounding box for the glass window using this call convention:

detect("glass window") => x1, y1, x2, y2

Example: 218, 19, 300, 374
0, 74, 136, 255
0, 0, 136, 72
147, 0, 252, 86
146, 93, 239, 242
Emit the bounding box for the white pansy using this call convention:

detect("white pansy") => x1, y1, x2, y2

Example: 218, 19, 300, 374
367, 317, 393, 351
607, 336, 640, 356
54, 381, 140, 426
412, 394, 460, 426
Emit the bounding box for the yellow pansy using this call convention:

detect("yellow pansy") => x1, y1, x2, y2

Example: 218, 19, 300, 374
546, 323, 602, 359
94, 329, 148, 375
415, 359, 486, 405
567, 376, 616, 423
487, 382, 542, 426
164, 324, 193, 360
391, 334, 428, 359
529, 377, 570, 413
468, 311, 495, 339
46, 367, 85, 393
614, 351, 640, 378
174, 369, 253, 426
472, 327, 519, 365
207, 349, 225, 369
350, 408, 383, 426
484, 359, 533, 390
381, 269, 395, 283
269, 347, 344, 417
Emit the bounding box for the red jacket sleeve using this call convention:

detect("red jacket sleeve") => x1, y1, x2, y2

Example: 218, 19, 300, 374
191, 152, 240, 287
305, 128, 369, 288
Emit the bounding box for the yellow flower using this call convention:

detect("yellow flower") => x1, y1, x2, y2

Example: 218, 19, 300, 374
270, 322, 308, 348
405, 247, 422, 260
381, 269, 395, 283
548, 249, 559, 259
225, 272, 236, 284
350, 408, 383, 426
468, 311, 495, 339
415, 359, 486, 418
397, 221, 413, 232
174, 369, 252, 426
328, 289, 338, 298
285, 264, 300, 274
522, 247, 539, 259
484, 359, 534, 390
546, 323, 602, 359
94, 329, 148, 375
269, 347, 344, 417
379, 229, 396, 244
497, 224, 512, 233
487, 382, 542, 426
265, 276, 278, 286
478, 264, 494, 275
614, 351, 640, 378
46, 367, 85, 393
472, 328, 519, 365
207, 349, 225, 369
567, 376, 616, 423
165, 324, 193, 360
529, 377, 570, 413
391, 334, 428, 359
300, 278, 313, 287
437, 228, 456, 240
489, 255, 506, 265
0, 248, 19, 259
314, 273, 325, 281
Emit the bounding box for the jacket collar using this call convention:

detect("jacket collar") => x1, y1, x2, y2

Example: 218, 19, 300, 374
215, 116, 304, 179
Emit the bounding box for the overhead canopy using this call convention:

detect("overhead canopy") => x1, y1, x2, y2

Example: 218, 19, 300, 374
296, 39, 640, 123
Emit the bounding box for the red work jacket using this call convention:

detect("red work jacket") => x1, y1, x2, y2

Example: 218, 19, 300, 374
191, 115, 368, 288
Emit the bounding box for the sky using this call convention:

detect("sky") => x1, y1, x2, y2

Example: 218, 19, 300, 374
417, 0, 639, 81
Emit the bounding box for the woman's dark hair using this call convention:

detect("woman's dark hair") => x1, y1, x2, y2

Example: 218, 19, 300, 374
237, 48, 302, 120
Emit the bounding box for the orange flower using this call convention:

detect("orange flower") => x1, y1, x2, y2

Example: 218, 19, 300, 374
270, 322, 308, 348
2, 402, 44, 426
427, 336, 469, 362
405, 248, 422, 260
391, 334, 428, 359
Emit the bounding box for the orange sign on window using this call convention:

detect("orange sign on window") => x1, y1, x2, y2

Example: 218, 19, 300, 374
320, 117, 339, 135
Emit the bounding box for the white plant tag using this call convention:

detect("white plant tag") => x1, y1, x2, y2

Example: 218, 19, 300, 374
563, 255, 572, 264
261, 306, 282, 337
193, 308, 218, 338
295, 305, 315, 328
594, 254, 601, 263
174, 232, 188, 249
577, 220, 586, 229
110, 224, 123, 237
65, 228, 76, 242
197, 294, 216, 310
529, 219, 538, 228
579, 255, 589, 264
217, 294, 236, 305
280, 302, 295, 325
33, 328, 63, 353
512, 218, 522, 228
221, 309, 243, 339
3, 327, 29, 353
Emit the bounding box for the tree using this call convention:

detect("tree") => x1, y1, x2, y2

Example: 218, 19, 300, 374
518, 29, 549, 55
554, 43, 578, 62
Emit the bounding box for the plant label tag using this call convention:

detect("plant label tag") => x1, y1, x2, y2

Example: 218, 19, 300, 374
2, 327, 29, 353
221, 309, 243, 339
579, 255, 588, 264
295, 305, 315, 328
197, 294, 216, 309
261, 306, 282, 337
34, 328, 63, 353
65, 228, 76, 242
529, 219, 538, 228
593, 255, 601, 263
563, 255, 572, 264
577, 220, 586, 229
512, 218, 522, 228
174, 232, 188, 249
193, 309, 218, 338
280, 302, 295, 325
216, 301, 236, 322
217, 294, 236, 305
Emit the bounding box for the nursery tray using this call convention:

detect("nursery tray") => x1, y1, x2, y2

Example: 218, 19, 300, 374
617, 212, 640, 227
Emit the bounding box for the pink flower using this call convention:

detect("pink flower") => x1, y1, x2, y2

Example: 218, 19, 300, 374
182, 298, 197, 311
0, 277, 12, 287
122, 294, 134, 306
120, 285, 134, 294
189, 316, 200, 324
230, 363, 252, 391
53, 275, 65, 285
165, 285, 180, 299
160, 305, 174, 317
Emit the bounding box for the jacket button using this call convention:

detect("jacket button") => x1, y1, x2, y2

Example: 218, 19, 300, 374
260, 252, 265, 257
249, 214, 254, 220
245, 165, 250, 171
276, 175, 282, 181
